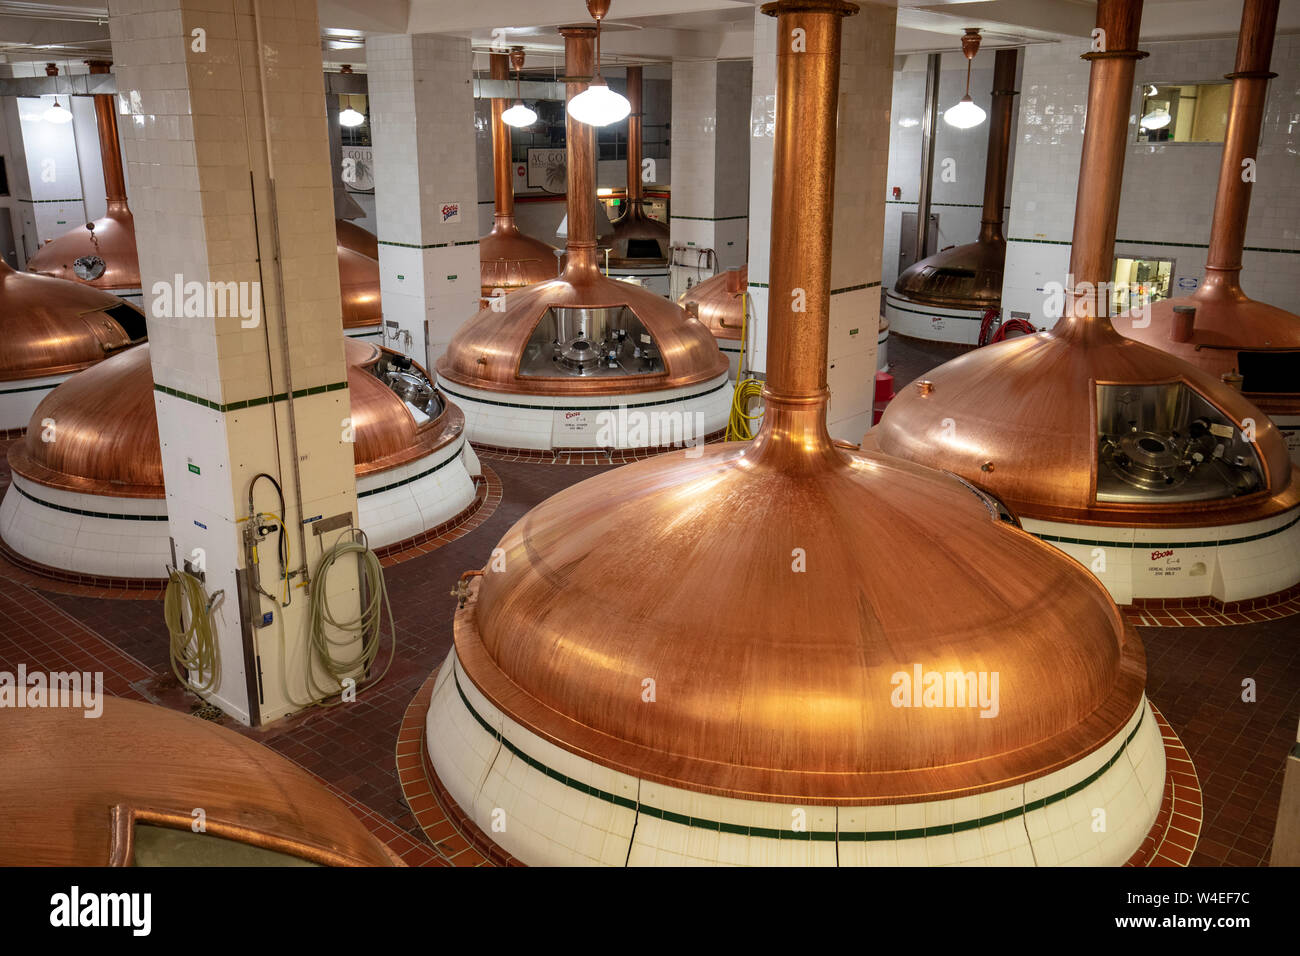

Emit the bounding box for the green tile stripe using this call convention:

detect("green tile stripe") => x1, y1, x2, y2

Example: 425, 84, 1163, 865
1034, 510, 1300, 552
886, 201, 1009, 208
0, 380, 65, 396
19, 197, 84, 204
437, 377, 728, 413
747, 281, 882, 297
1010, 236, 1298, 254
12, 483, 167, 522
377, 239, 480, 250
671, 215, 749, 222
450, 665, 1146, 843
884, 292, 983, 321
153, 380, 348, 414
356, 437, 466, 499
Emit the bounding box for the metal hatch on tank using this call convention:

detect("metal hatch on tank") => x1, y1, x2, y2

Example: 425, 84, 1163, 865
0, 340, 478, 582
435, 21, 730, 454
870, 0, 1300, 609
421, 0, 1170, 869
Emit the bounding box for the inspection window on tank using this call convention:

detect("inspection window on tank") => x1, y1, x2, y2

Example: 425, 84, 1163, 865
1112, 256, 1175, 315
519, 305, 665, 377
1136, 82, 1230, 144
1096, 382, 1265, 504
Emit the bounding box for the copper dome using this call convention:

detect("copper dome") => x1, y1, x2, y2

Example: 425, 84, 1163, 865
442, 0, 1144, 806
0, 259, 145, 380
608, 65, 669, 268
0, 696, 398, 866
338, 244, 383, 329
336, 218, 380, 260
680, 265, 745, 342
8, 339, 460, 497
480, 49, 558, 297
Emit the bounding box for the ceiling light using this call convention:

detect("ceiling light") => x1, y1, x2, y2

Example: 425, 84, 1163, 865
500, 47, 536, 128
566, 0, 631, 128
339, 106, 364, 127
943, 28, 987, 130
44, 97, 73, 124
1139, 108, 1171, 130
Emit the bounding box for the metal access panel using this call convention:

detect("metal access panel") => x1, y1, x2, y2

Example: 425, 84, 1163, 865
898, 211, 939, 273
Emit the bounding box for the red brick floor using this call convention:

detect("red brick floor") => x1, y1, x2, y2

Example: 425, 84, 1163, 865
1, 421, 1295, 865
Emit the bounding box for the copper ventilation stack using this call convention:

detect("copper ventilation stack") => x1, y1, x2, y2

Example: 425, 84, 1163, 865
0, 259, 146, 432
27, 61, 141, 298
607, 66, 670, 277
1118, 0, 1299, 459
884, 46, 1019, 346
435, 23, 729, 454
1, 339, 477, 582
872, 0, 1299, 610
479, 48, 557, 301
422, 0, 1167, 868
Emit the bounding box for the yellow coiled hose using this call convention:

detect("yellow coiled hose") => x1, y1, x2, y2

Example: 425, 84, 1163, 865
164, 569, 219, 696
726, 290, 764, 441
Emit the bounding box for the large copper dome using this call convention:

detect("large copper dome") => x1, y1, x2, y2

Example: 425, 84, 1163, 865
338, 244, 382, 329
680, 265, 744, 343
335, 218, 379, 260
0, 696, 398, 866
8, 339, 459, 497
0, 259, 145, 380
27, 204, 140, 293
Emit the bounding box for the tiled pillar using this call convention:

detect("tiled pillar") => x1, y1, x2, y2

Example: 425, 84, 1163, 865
747, 1, 895, 441
669, 59, 751, 290
365, 34, 480, 370
110, 0, 362, 726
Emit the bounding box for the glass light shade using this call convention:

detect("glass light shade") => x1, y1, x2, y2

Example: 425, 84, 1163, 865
943, 95, 986, 130
338, 107, 365, 128
567, 79, 630, 127
1139, 109, 1171, 130
44, 100, 73, 124
501, 101, 537, 128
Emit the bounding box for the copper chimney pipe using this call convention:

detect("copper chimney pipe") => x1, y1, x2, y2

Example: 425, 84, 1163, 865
977, 50, 1017, 245
1056, 0, 1147, 337
85, 61, 127, 210
1170, 305, 1196, 343
624, 65, 645, 216
754, 0, 857, 462
559, 27, 599, 277
490, 51, 516, 228
1200, 0, 1278, 304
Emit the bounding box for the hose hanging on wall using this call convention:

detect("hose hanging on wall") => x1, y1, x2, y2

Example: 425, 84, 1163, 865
164, 568, 220, 697
726, 290, 764, 441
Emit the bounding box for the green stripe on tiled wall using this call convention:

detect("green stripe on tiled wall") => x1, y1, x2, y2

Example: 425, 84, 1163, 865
747, 281, 882, 297
450, 666, 1147, 843
377, 239, 480, 250
1009, 237, 1298, 254
356, 439, 466, 499
153, 380, 348, 414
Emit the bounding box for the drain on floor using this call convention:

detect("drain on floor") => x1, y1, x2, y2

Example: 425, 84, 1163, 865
191, 701, 225, 722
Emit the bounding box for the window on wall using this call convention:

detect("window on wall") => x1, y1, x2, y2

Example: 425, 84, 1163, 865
1112, 256, 1175, 315
1136, 83, 1231, 144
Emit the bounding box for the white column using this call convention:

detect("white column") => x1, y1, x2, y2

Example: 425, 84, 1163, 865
366, 33, 480, 371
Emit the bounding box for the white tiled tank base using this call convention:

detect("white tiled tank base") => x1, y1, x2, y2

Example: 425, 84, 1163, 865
426, 648, 1164, 867
1270, 414, 1300, 465
436, 373, 733, 451
0, 373, 71, 432
354, 439, 477, 550
877, 327, 889, 371
0, 473, 171, 579
1020, 509, 1300, 606
884, 293, 985, 346
344, 324, 384, 341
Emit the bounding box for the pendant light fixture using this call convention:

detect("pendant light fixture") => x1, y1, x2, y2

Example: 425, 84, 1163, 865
501, 46, 537, 128
43, 97, 73, 124
337, 68, 365, 128
944, 28, 988, 129
566, 0, 631, 127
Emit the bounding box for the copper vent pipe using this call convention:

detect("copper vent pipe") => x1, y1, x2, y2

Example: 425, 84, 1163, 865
625, 65, 645, 216
1056, 0, 1147, 335
755, 0, 857, 457
490, 51, 515, 228
977, 49, 1018, 245
559, 27, 599, 276
1199, 0, 1278, 303
85, 60, 127, 209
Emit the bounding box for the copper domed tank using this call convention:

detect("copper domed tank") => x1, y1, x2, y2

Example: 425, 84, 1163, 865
0, 339, 477, 581
336, 218, 380, 260
606, 65, 670, 291
435, 25, 730, 453
337, 243, 383, 335
0, 259, 146, 432
1115, 0, 1299, 461
872, 0, 1300, 609
423, 0, 1168, 868
26, 61, 141, 299
0, 696, 399, 866
480, 49, 557, 302
885, 47, 1018, 346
